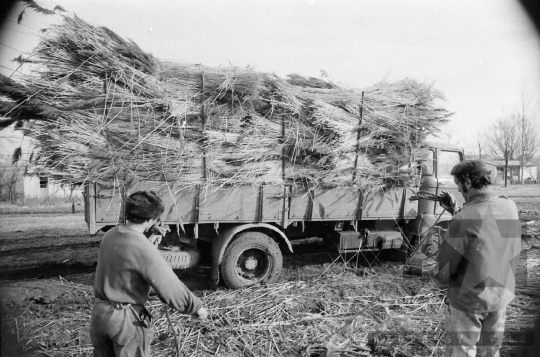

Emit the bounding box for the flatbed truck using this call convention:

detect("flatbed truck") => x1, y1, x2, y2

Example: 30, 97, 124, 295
84, 141, 464, 288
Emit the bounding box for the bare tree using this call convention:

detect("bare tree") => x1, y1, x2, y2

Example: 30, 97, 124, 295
484, 115, 520, 187
0, 144, 31, 203
439, 125, 462, 145
464, 132, 486, 159
0, 163, 26, 203
484, 86, 540, 186
515, 89, 539, 184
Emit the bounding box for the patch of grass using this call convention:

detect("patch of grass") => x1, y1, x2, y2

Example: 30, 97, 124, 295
0, 201, 83, 215
491, 183, 540, 196
492, 184, 540, 213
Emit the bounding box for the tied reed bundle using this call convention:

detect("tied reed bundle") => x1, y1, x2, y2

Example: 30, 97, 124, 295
0, 15, 452, 191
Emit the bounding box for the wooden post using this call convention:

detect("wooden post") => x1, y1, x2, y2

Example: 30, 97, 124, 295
282, 115, 286, 181
282, 115, 288, 227
352, 93, 365, 225
352, 92, 365, 183
120, 183, 127, 225
88, 182, 96, 234
356, 190, 363, 222
194, 184, 201, 243
197, 72, 206, 242
201, 71, 208, 182
307, 189, 314, 222
258, 185, 264, 222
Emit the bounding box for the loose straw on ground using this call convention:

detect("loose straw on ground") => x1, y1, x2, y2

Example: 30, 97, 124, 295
5, 261, 538, 357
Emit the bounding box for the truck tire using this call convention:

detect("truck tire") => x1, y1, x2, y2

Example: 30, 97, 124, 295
220, 232, 282, 289
160, 244, 200, 270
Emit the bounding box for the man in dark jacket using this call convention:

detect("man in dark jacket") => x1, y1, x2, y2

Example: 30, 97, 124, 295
90, 191, 208, 357
435, 160, 521, 357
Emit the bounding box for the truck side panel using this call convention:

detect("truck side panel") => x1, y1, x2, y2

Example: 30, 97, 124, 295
198, 185, 284, 223
312, 187, 360, 220
288, 186, 312, 221
88, 182, 418, 231
289, 186, 361, 221
95, 186, 124, 224
132, 183, 199, 224
289, 185, 417, 221
362, 188, 417, 219
90, 182, 287, 226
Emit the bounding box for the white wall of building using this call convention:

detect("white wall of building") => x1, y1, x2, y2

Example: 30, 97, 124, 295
23, 175, 83, 199
522, 166, 538, 182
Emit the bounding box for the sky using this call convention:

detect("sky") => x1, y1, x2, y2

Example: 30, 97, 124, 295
1, 0, 539, 160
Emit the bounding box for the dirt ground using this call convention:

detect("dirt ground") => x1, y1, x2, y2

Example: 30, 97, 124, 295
1, 184, 539, 356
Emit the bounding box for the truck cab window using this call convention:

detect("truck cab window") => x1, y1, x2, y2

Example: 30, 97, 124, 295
417, 150, 434, 175
438, 151, 461, 178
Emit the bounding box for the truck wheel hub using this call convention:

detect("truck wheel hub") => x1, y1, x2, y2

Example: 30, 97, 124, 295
244, 256, 258, 270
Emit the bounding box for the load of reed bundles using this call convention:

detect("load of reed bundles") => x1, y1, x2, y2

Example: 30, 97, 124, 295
0, 15, 452, 190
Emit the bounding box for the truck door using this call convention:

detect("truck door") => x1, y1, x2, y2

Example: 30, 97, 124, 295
435, 149, 464, 215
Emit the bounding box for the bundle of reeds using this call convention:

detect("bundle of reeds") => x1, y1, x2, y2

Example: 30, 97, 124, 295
0, 15, 452, 190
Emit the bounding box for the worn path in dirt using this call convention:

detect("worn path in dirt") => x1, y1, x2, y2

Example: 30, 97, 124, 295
0, 214, 100, 281
0, 212, 347, 290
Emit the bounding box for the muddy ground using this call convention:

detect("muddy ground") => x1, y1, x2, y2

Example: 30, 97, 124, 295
1, 185, 539, 356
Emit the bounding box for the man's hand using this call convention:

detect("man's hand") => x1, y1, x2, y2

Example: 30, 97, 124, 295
147, 220, 169, 247
423, 259, 437, 276
151, 220, 170, 236
422, 260, 447, 288
439, 191, 456, 214
148, 234, 162, 247
194, 306, 208, 320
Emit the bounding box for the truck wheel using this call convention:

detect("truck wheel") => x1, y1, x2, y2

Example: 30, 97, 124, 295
220, 232, 282, 289
160, 244, 201, 270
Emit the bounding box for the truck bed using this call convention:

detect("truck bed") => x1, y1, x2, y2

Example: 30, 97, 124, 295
85, 182, 419, 233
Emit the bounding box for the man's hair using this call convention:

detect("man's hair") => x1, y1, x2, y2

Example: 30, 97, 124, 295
451, 159, 492, 189
125, 191, 164, 224
455, 171, 492, 189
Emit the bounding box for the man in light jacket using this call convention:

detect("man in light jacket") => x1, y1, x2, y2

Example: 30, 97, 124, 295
435, 160, 521, 357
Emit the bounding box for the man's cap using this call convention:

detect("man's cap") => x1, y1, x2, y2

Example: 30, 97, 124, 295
451, 160, 491, 176
125, 191, 164, 219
